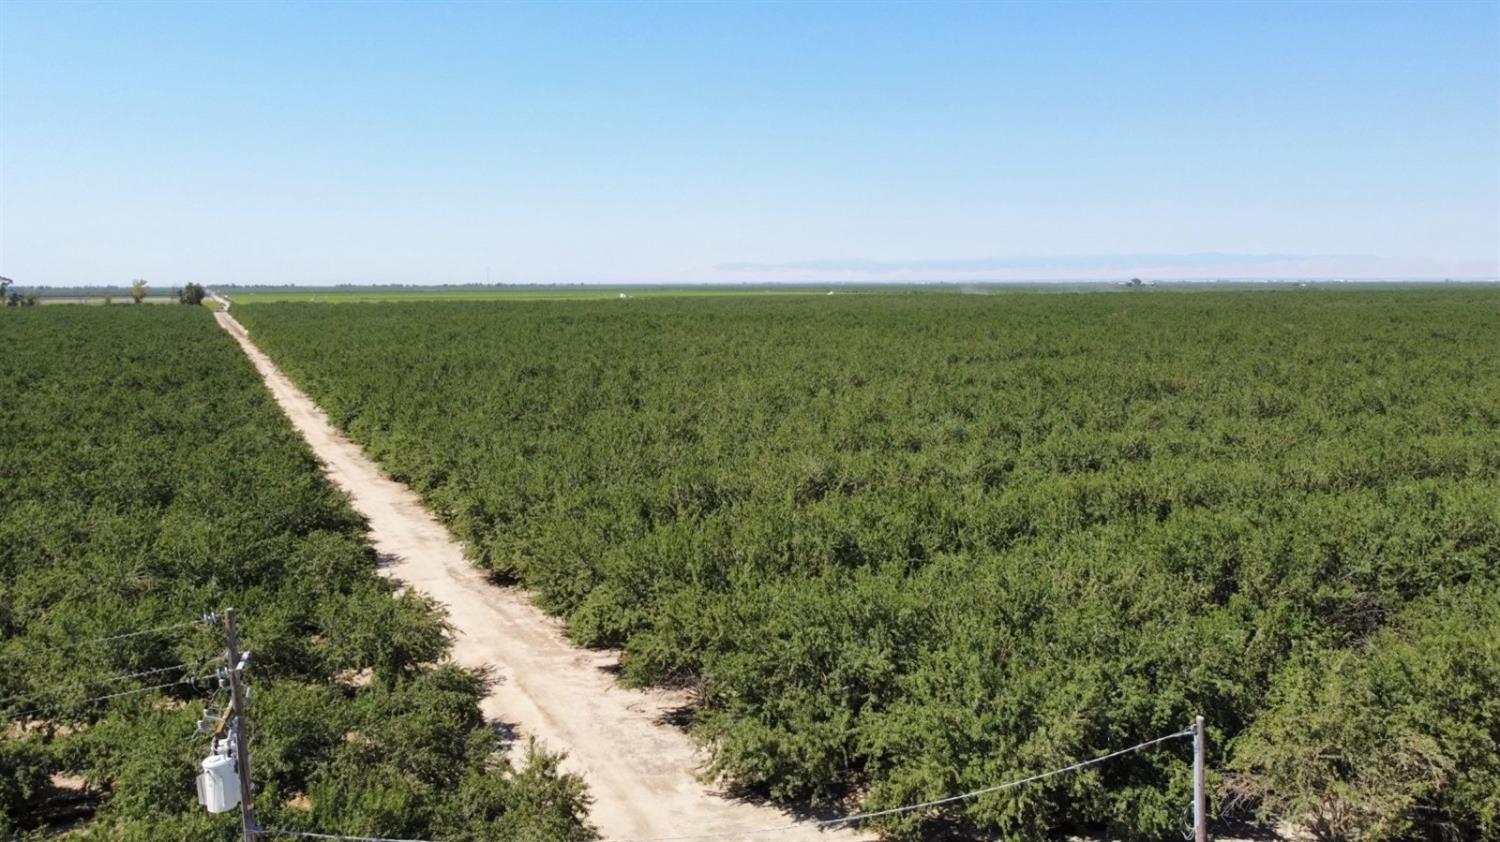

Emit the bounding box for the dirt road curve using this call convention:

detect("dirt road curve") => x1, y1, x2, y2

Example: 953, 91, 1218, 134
216, 310, 872, 842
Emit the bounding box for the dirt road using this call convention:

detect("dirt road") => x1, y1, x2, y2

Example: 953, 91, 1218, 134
215, 310, 872, 842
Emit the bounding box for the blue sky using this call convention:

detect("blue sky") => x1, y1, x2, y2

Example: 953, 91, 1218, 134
1, 0, 1496, 286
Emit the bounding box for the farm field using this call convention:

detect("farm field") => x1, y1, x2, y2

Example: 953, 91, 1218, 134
0, 308, 592, 840
235, 289, 1500, 841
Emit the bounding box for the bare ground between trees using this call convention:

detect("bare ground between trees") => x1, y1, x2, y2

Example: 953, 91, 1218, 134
214, 309, 874, 841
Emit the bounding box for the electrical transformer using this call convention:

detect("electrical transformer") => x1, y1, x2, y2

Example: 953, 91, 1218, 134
197, 753, 241, 814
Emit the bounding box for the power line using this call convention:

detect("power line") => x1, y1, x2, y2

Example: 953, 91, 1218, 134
6, 671, 216, 722
77, 677, 203, 704
4, 613, 219, 657
251, 726, 1198, 842
0, 658, 222, 708
105, 656, 224, 684
614, 727, 1195, 842
254, 829, 437, 842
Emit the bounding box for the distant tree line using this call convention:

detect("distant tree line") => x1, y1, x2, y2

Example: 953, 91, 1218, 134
2, 277, 37, 307
0, 279, 207, 306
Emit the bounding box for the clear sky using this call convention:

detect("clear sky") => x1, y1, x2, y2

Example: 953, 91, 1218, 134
1, 0, 1497, 286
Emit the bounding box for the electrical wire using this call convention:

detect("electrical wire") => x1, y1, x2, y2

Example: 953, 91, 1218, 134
5, 671, 217, 722
613, 727, 1196, 842
75, 678, 202, 704
105, 656, 224, 684
252, 726, 1197, 842
254, 829, 438, 842
5, 615, 215, 657
0, 657, 223, 708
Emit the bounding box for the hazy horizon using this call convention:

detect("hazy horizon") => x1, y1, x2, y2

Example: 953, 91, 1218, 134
20, 273, 1500, 292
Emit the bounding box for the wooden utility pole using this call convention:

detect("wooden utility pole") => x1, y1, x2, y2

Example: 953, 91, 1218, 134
1193, 714, 1207, 842
224, 609, 257, 841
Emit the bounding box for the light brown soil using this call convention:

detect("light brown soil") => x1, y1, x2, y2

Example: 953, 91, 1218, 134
215, 310, 873, 841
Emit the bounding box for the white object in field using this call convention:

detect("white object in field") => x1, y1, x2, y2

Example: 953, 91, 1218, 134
197, 753, 241, 813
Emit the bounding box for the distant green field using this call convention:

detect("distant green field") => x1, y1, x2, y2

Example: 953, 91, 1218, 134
224, 286, 857, 304
36, 282, 1494, 306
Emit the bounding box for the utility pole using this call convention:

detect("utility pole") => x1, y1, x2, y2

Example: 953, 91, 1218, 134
1193, 714, 1207, 842
224, 608, 257, 841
